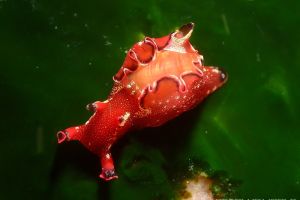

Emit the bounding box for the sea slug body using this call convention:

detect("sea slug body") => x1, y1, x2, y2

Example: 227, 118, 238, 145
57, 23, 227, 181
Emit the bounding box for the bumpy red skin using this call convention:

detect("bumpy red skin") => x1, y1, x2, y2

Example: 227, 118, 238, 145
57, 23, 227, 181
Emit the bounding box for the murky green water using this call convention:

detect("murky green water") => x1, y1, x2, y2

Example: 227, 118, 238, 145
1, 0, 299, 199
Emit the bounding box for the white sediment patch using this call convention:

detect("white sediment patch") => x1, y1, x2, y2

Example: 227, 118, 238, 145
180, 173, 214, 200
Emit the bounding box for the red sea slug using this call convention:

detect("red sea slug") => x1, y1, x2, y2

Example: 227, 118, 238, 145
57, 23, 227, 181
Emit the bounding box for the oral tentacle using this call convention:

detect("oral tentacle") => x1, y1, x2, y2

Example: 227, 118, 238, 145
57, 125, 85, 143
86, 101, 107, 112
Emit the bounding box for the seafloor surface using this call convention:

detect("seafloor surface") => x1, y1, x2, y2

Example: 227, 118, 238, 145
0, 0, 299, 199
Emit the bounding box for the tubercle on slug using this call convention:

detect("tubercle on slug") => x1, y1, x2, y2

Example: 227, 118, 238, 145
57, 23, 227, 181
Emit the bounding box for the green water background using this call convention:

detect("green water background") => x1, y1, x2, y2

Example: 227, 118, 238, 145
1, 0, 299, 199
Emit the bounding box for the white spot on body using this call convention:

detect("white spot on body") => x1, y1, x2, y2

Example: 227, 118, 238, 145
131, 90, 136, 95
119, 112, 130, 127
212, 69, 219, 73
126, 84, 132, 89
